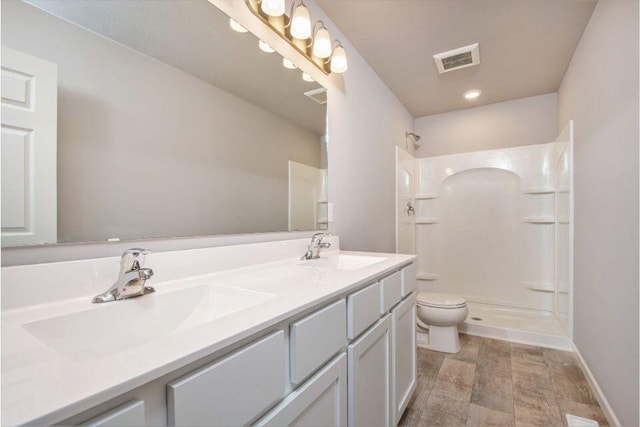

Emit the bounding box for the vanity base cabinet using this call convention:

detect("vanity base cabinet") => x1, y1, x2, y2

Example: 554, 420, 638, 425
391, 293, 417, 425
347, 314, 392, 427
257, 353, 347, 427
167, 330, 285, 427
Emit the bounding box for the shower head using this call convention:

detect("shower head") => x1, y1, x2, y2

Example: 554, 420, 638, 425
405, 132, 421, 150
406, 132, 421, 142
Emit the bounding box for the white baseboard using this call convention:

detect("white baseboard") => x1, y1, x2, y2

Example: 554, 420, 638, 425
571, 343, 621, 427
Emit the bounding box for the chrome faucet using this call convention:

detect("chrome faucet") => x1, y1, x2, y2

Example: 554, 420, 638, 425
301, 233, 331, 260
92, 248, 155, 303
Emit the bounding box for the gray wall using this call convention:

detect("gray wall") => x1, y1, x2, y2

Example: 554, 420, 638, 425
414, 93, 558, 157
306, 2, 415, 253
2, 1, 321, 243
558, 0, 639, 425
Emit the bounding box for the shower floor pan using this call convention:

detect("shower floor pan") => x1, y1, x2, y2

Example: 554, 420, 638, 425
459, 302, 572, 350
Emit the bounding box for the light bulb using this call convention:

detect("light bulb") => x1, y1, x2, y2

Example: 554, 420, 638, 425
259, 40, 275, 53
283, 58, 297, 69
463, 89, 482, 100
330, 45, 348, 73
260, 0, 285, 17
290, 3, 311, 39
312, 27, 332, 59
229, 18, 248, 33
302, 72, 315, 82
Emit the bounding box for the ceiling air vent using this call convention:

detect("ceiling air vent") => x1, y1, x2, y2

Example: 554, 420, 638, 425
433, 43, 480, 74
304, 87, 327, 105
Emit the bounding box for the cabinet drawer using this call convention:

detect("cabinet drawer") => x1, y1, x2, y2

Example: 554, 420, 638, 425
168, 331, 285, 427
401, 263, 417, 296
380, 271, 402, 314
256, 353, 347, 427
290, 300, 347, 385
82, 400, 144, 427
347, 281, 382, 340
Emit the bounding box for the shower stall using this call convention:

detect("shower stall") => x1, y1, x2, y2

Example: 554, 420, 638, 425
396, 122, 573, 349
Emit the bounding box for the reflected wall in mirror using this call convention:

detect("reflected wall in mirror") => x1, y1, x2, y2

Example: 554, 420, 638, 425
1, 0, 328, 247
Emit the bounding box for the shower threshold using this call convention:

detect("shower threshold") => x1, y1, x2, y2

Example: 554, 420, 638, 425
459, 301, 571, 350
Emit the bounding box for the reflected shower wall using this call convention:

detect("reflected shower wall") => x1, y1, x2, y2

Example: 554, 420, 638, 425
414, 141, 572, 337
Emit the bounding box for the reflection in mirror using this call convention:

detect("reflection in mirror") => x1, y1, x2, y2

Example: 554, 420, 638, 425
1, 0, 327, 248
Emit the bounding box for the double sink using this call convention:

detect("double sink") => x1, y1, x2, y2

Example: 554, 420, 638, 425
22, 254, 386, 360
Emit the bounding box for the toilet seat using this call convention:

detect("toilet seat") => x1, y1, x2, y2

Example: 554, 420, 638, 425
417, 292, 467, 309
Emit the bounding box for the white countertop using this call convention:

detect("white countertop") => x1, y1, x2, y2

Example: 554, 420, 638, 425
1, 243, 415, 426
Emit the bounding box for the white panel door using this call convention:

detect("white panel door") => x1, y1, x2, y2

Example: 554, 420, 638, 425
289, 160, 320, 231
391, 294, 417, 425
347, 315, 391, 427
1, 46, 57, 246
396, 147, 415, 254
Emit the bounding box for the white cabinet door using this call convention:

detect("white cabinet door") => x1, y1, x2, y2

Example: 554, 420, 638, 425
256, 353, 347, 427
391, 294, 417, 425
82, 400, 144, 427
167, 331, 285, 427
347, 315, 391, 427
1, 46, 57, 246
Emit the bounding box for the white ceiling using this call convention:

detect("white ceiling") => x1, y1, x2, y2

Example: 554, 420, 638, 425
315, 0, 597, 117
25, 0, 326, 135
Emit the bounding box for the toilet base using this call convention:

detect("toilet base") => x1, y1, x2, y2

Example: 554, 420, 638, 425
416, 325, 461, 353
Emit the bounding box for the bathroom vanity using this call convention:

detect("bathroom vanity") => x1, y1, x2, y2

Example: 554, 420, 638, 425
1, 237, 417, 426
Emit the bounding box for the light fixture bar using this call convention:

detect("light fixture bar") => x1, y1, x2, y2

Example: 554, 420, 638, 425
244, 0, 330, 74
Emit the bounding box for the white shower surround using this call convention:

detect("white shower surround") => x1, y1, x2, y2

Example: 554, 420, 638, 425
414, 141, 572, 337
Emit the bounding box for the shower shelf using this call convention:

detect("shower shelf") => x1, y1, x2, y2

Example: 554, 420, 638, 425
415, 218, 440, 224
521, 187, 555, 194
522, 216, 555, 224
523, 282, 555, 292
417, 273, 440, 281
414, 194, 439, 200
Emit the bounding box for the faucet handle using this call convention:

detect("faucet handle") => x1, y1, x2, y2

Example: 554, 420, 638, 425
121, 248, 151, 271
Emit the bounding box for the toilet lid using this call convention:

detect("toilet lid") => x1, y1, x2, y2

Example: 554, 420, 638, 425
417, 292, 467, 308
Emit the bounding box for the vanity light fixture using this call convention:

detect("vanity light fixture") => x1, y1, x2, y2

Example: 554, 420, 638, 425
302, 72, 315, 82
330, 41, 348, 73
289, 0, 311, 40
229, 18, 248, 33
260, 0, 285, 17
258, 40, 275, 53
243, 0, 348, 75
283, 58, 297, 69
463, 89, 482, 100
311, 22, 332, 59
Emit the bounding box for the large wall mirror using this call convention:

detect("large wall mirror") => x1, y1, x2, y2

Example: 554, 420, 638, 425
1, 0, 328, 248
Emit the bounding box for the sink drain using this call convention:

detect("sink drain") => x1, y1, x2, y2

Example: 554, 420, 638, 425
471, 317, 483, 321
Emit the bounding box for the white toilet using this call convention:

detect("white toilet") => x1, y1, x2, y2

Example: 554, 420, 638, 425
416, 292, 469, 353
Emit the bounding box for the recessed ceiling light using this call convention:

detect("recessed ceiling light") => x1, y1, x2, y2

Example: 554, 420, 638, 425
463, 89, 481, 100
229, 18, 248, 33
258, 40, 275, 53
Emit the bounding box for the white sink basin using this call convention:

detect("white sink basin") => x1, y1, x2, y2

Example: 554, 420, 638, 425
23, 285, 275, 359
299, 254, 386, 270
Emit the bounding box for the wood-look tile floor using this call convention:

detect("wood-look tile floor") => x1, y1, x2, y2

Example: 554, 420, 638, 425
399, 334, 609, 427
